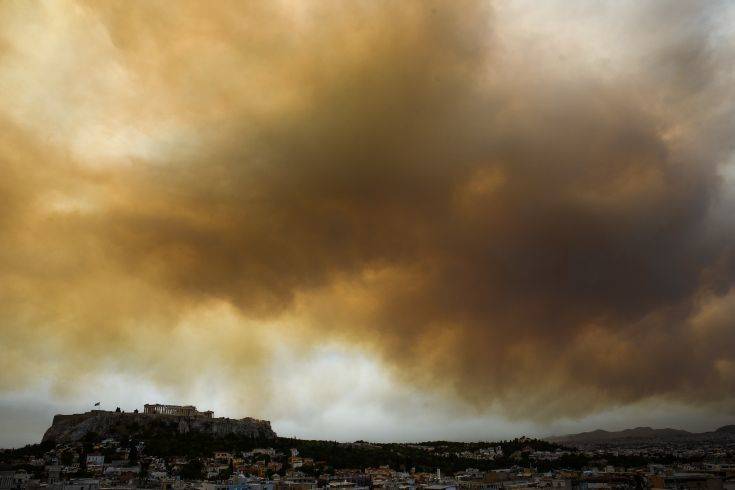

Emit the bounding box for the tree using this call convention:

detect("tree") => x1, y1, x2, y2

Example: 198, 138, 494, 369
180, 460, 204, 480
60, 450, 75, 466
129, 442, 139, 465
138, 459, 150, 485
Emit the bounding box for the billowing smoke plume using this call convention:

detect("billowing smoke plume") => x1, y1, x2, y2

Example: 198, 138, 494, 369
0, 0, 734, 422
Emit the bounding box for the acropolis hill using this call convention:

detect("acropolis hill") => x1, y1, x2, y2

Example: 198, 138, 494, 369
42, 404, 276, 443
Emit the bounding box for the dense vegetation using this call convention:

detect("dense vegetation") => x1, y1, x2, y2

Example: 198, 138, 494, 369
0, 432, 704, 475
134, 433, 570, 473
3, 433, 565, 474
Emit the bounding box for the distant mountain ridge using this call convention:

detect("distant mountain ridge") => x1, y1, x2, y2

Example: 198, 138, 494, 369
548, 425, 735, 446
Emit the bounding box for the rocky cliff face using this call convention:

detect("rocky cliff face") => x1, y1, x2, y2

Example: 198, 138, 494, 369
42, 410, 276, 443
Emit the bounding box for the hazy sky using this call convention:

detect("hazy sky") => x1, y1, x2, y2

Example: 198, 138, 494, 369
1, 0, 734, 448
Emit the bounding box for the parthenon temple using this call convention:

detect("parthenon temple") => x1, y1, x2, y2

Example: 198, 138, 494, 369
143, 404, 214, 418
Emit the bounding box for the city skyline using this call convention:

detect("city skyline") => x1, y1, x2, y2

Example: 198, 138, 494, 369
1, 1, 735, 449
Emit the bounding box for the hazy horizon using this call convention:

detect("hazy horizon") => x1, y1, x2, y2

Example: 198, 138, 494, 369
2, 381, 734, 448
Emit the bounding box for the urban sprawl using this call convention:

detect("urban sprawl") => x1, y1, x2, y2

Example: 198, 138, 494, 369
2, 405, 734, 490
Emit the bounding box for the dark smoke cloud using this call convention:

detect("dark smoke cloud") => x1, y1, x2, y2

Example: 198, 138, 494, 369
0, 0, 734, 421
